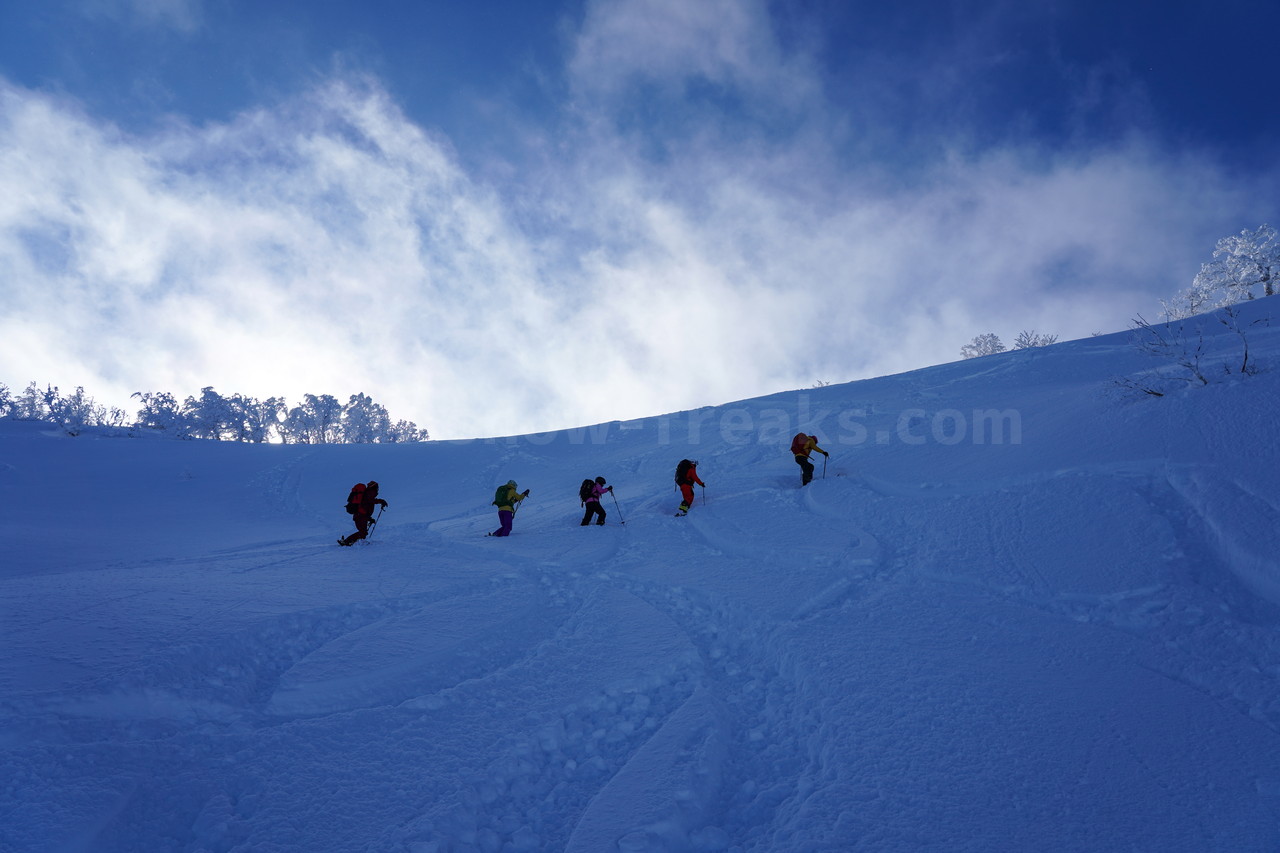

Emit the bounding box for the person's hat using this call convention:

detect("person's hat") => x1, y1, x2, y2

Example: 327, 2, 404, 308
595, 476, 607, 484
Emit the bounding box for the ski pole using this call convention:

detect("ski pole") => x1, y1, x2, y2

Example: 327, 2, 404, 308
365, 505, 385, 541
823, 455, 827, 479
610, 489, 626, 525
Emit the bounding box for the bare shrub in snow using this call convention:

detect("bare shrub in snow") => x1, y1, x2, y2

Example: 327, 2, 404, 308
1013, 330, 1058, 349
1115, 305, 1266, 397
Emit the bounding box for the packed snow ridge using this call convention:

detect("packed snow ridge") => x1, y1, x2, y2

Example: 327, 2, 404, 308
4, 301, 1280, 852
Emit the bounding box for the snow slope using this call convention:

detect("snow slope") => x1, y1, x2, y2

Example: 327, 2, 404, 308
4, 302, 1280, 852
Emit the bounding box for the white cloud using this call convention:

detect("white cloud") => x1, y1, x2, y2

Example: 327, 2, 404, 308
0, 3, 1275, 439
0, 79, 552, 437
79, 0, 204, 33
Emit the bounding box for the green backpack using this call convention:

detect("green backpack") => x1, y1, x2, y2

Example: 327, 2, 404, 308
492, 484, 512, 507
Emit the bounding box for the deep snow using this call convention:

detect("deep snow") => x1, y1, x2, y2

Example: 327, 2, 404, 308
4, 302, 1280, 852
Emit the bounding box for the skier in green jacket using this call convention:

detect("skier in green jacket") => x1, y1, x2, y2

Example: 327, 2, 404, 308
489, 480, 529, 537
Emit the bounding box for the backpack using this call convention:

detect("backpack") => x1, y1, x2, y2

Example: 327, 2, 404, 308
579, 479, 596, 503
790, 433, 809, 455
492, 484, 511, 507
675, 459, 692, 485
345, 484, 363, 514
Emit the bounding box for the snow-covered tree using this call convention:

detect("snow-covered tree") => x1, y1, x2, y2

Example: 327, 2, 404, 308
1013, 330, 1059, 350
12, 382, 48, 420
1204, 224, 1278, 300
48, 386, 105, 435
280, 407, 310, 443
133, 391, 192, 437
387, 419, 430, 443
183, 387, 235, 441
218, 393, 284, 443
1162, 275, 1221, 321
282, 394, 344, 444
341, 393, 392, 443
242, 396, 286, 443
961, 333, 1006, 359
220, 393, 250, 442
8, 381, 429, 443
0, 384, 126, 434
41, 384, 62, 417
1167, 224, 1279, 320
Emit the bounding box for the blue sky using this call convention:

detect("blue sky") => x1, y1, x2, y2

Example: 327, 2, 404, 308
2, 0, 1278, 438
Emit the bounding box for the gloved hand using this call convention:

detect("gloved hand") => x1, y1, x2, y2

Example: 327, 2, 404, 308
522, 489, 531, 496
607, 486, 613, 492
378, 499, 389, 507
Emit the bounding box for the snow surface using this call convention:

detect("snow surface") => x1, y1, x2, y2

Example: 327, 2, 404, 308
4, 302, 1280, 852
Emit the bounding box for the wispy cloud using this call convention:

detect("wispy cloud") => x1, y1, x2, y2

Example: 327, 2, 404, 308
569, 0, 816, 106
0, 0, 1275, 438
79, 0, 204, 34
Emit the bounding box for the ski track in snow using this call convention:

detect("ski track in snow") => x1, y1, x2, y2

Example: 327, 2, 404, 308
2, 478, 881, 852
883, 460, 1280, 740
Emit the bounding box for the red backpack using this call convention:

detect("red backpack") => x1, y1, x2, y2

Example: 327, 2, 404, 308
790, 433, 809, 455
345, 484, 365, 514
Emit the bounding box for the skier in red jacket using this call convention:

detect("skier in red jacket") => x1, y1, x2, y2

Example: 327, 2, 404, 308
675, 459, 705, 515
339, 480, 388, 546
